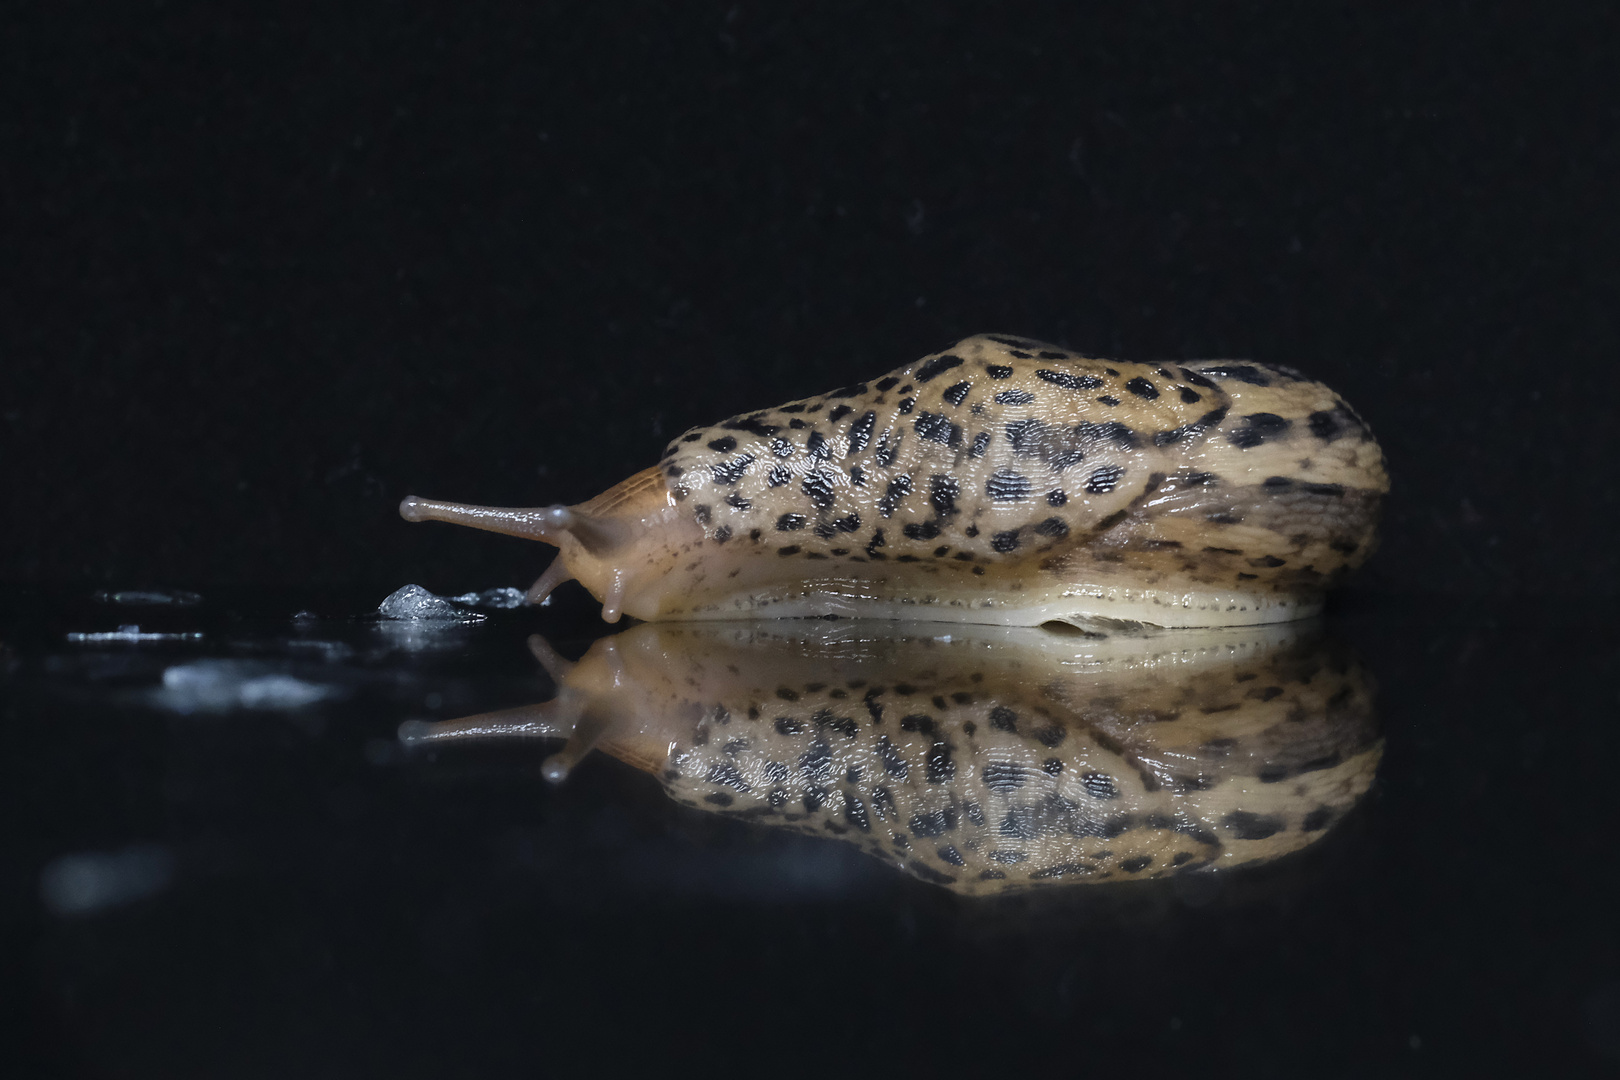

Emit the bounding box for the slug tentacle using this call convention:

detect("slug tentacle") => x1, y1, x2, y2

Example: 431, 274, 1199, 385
398, 496, 578, 543
524, 559, 575, 607
525, 633, 575, 681
401, 336, 1387, 628
396, 698, 578, 744
539, 704, 615, 783
401, 467, 704, 624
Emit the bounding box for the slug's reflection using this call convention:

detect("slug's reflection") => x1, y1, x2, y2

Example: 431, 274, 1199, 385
401, 620, 1378, 895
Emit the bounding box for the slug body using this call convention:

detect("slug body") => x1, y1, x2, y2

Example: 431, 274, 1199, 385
401, 334, 1387, 627
401, 620, 1381, 895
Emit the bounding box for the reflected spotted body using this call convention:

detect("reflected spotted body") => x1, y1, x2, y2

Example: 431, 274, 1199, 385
404, 622, 1381, 896
651, 627, 1378, 894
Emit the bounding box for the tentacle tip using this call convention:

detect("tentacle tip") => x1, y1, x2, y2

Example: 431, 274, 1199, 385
526, 635, 576, 680
397, 718, 435, 744
540, 754, 571, 784
399, 496, 426, 522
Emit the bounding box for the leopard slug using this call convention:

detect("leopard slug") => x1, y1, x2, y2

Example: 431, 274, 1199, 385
400, 334, 1387, 626
399, 620, 1381, 895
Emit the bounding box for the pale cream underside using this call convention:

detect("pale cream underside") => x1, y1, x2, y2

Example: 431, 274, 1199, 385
660, 578, 1320, 628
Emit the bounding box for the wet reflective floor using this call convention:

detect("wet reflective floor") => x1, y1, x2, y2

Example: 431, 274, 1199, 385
10, 586, 1619, 1075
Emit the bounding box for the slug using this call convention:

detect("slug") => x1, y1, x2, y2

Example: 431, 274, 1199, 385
401, 334, 1387, 626
400, 620, 1380, 895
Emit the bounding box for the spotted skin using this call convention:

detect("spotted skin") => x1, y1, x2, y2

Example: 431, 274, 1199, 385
404, 621, 1381, 896
401, 334, 1387, 626
643, 335, 1386, 624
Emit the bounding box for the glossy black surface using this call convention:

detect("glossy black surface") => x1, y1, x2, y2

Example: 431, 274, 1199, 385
8, 4, 1618, 1076
10, 588, 1618, 1075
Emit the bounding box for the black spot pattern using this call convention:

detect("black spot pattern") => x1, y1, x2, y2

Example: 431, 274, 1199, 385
983, 762, 1028, 793
1228, 413, 1292, 448
914, 411, 962, 446
847, 411, 877, 455
1037, 369, 1104, 391
876, 735, 908, 779
1308, 410, 1344, 441
1302, 807, 1334, 832
1223, 810, 1283, 840
1080, 772, 1120, 799
1153, 406, 1228, 447
1085, 464, 1125, 493
1076, 419, 1140, 450
915, 354, 964, 382
875, 431, 902, 467
993, 389, 1035, 405
987, 469, 1032, 501
909, 807, 957, 837
706, 761, 751, 792
845, 796, 870, 831
878, 475, 913, 517
801, 467, 838, 509
942, 381, 973, 406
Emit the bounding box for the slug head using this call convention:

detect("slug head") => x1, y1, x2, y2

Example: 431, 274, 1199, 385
399, 467, 703, 622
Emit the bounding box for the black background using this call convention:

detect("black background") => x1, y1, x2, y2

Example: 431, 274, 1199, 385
5, 2, 1616, 598
8, 3, 1620, 1077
